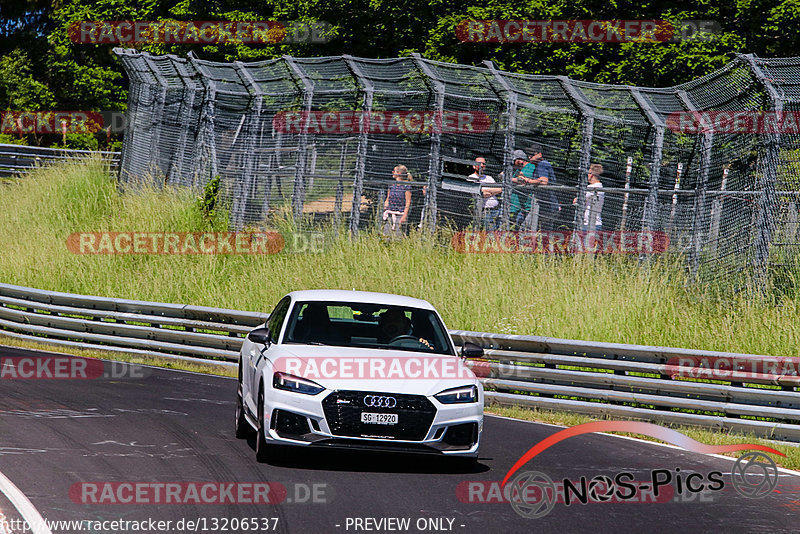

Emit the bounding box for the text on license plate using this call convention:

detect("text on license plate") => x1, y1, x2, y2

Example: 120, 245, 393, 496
361, 412, 398, 425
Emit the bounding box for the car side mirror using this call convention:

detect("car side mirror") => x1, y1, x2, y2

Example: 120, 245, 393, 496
460, 342, 484, 359
247, 327, 271, 345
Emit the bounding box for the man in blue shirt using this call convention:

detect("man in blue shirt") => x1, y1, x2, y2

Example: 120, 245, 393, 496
524, 143, 559, 231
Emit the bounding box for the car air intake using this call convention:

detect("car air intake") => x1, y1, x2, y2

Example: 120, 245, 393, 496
272, 409, 311, 438
442, 423, 478, 448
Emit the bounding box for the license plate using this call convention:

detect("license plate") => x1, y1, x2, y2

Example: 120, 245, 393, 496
361, 412, 398, 425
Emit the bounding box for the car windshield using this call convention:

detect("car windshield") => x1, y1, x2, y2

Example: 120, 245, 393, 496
283, 301, 455, 355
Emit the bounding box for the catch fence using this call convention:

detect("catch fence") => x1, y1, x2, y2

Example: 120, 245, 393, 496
114, 49, 800, 291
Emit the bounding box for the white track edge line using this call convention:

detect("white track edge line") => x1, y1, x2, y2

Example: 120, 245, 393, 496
0, 470, 52, 534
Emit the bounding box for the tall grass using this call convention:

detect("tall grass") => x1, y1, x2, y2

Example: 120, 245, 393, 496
1, 159, 799, 357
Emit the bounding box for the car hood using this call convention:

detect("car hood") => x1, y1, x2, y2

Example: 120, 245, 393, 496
268, 345, 478, 396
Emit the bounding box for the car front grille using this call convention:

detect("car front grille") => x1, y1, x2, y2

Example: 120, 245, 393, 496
321, 390, 436, 441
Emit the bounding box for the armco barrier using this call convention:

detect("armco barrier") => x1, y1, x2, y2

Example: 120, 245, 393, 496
0, 144, 120, 177
1, 282, 799, 441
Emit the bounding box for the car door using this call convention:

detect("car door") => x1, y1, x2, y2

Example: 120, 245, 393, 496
248, 296, 291, 403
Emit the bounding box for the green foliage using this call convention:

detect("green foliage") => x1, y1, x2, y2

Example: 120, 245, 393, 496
2, 160, 799, 358
62, 132, 99, 150
195, 175, 229, 230
0, 50, 56, 111
197, 175, 220, 219
5, 0, 800, 119
0, 133, 28, 145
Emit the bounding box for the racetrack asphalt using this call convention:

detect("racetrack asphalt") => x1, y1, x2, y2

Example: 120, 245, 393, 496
0, 345, 798, 534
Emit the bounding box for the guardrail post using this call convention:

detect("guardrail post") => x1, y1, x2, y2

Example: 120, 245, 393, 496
283, 55, 315, 226
412, 54, 444, 232
483, 61, 518, 230
558, 77, 595, 232
343, 55, 373, 236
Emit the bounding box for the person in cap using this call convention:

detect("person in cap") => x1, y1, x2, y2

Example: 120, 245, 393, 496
504, 149, 531, 228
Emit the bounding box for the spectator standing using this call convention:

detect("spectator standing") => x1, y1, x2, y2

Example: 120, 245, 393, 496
383, 165, 413, 237
523, 143, 559, 231
504, 149, 530, 229
469, 156, 502, 230
573, 163, 605, 231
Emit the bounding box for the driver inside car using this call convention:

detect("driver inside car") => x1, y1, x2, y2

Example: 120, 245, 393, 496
378, 309, 433, 350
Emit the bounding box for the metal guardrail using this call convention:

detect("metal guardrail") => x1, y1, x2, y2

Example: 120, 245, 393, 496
0, 144, 121, 177
1, 281, 799, 441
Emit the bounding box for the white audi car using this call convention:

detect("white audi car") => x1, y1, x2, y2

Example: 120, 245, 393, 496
235, 290, 484, 463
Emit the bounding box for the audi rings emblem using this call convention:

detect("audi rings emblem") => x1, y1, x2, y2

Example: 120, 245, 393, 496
364, 395, 397, 408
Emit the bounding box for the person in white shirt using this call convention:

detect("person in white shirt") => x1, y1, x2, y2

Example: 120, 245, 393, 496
469, 156, 502, 230
573, 163, 605, 231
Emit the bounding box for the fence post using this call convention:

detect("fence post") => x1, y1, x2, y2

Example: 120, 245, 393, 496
677, 90, 713, 282
787, 202, 799, 244
620, 156, 633, 232
187, 52, 218, 190
334, 142, 347, 234
630, 88, 666, 239
741, 54, 783, 289
113, 48, 142, 185
708, 166, 729, 254
142, 54, 169, 183
342, 55, 373, 236
412, 53, 443, 232
283, 55, 315, 226
166, 54, 199, 187
483, 61, 518, 230
558, 77, 595, 232
232, 61, 264, 230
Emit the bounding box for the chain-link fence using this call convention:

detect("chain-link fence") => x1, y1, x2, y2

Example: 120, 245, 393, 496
114, 48, 800, 293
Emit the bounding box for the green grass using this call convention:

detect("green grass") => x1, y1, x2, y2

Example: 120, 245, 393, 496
3, 160, 800, 465
1, 158, 799, 357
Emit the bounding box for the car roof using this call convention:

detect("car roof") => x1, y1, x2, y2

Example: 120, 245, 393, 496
286, 289, 437, 311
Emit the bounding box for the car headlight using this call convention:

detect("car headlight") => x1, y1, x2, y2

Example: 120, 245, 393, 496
273, 372, 325, 395
435, 385, 478, 404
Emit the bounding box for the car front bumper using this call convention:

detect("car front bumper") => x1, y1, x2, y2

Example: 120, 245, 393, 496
261, 387, 483, 456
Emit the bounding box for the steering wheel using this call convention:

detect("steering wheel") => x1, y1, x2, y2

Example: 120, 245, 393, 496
389, 335, 419, 344
389, 335, 434, 350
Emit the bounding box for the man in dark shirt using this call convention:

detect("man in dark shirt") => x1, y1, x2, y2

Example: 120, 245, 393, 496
524, 143, 559, 231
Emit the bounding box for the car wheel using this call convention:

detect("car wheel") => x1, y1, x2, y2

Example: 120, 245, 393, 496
235, 367, 254, 439
255, 387, 273, 462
